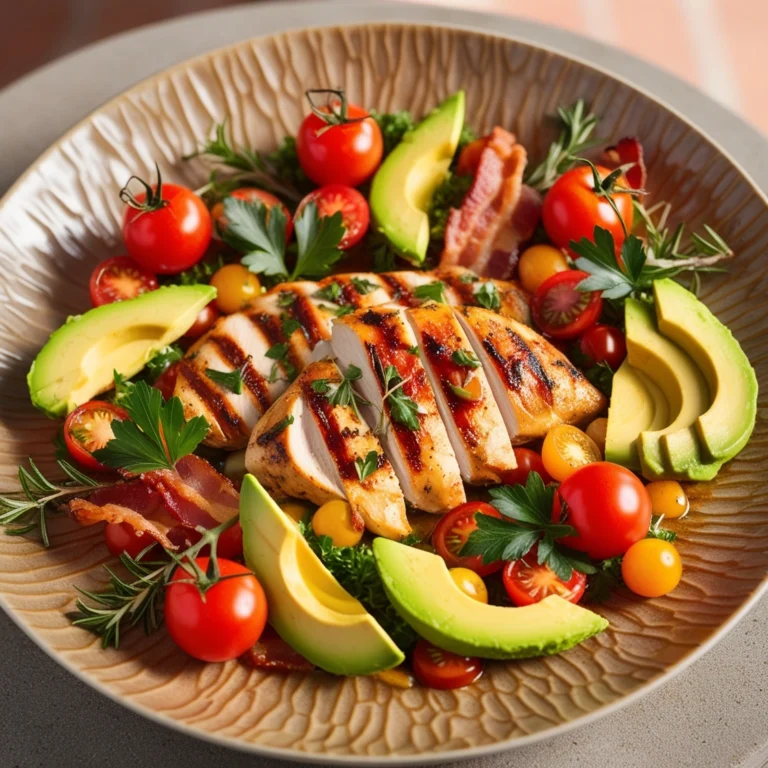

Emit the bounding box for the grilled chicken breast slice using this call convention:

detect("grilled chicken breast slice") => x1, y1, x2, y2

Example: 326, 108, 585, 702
331, 307, 466, 513
246, 359, 410, 538
455, 306, 606, 443
405, 302, 516, 483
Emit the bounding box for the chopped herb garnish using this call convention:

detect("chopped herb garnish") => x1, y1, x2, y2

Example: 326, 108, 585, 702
459, 271, 479, 284
351, 277, 378, 295
313, 282, 343, 302
277, 291, 297, 308
265, 342, 296, 383
354, 450, 379, 482
452, 349, 481, 369
334, 304, 355, 317
257, 415, 295, 444
407, 345, 421, 357
381, 364, 420, 432
312, 364, 370, 419
370, 109, 416, 155
474, 281, 501, 311
280, 314, 302, 337
413, 280, 447, 304
205, 357, 251, 395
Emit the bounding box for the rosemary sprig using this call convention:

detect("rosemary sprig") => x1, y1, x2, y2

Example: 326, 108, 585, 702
0, 460, 107, 547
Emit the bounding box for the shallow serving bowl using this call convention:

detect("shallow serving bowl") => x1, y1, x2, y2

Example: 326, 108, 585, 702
0, 22, 766, 764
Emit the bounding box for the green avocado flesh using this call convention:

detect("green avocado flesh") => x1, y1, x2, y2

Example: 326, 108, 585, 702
27, 284, 215, 418
373, 539, 608, 659
240, 475, 404, 676
653, 279, 757, 463
370, 91, 466, 264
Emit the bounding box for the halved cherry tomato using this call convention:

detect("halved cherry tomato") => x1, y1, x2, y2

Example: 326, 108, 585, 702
165, 557, 267, 663
553, 462, 652, 560
579, 324, 627, 371
212, 187, 293, 241
432, 502, 503, 577
542, 424, 602, 482
122, 179, 212, 274
104, 522, 155, 560
499, 447, 552, 486
502, 547, 586, 606
411, 639, 483, 690
295, 184, 370, 249
63, 401, 129, 471
621, 539, 682, 597
542, 164, 634, 254
153, 363, 179, 401
532, 270, 603, 339
89, 256, 158, 307
184, 303, 220, 340
210, 264, 262, 314
296, 96, 383, 188
517, 244, 570, 295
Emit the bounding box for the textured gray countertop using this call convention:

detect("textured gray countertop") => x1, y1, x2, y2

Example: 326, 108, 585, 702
0, 3, 766, 767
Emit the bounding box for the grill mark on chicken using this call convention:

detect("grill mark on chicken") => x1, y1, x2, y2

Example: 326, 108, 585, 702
292, 296, 326, 345
439, 274, 478, 306
177, 360, 245, 442
378, 274, 411, 303
208, 335, 272, 413
481, 329, 554, 403
248, 311, 304, 374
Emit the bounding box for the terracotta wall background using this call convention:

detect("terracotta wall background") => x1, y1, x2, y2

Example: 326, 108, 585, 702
3, 0, 767, 136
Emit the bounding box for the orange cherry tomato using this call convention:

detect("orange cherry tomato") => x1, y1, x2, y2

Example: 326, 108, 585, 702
622, 538, 682, 597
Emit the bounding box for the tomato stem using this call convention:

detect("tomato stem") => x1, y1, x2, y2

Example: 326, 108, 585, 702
305, 88, 369, 136
119, 162, 169, 213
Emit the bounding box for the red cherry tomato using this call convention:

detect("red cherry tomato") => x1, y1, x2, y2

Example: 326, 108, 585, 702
502, 547, 586, 607
164, 557, 267, 662
542, 164, 634, 254
432, 502, 503, 577
212, 187, 293, 241
579, 324, 627, 370
499, 447, 552, 486
411, 639, 483, 690
63, 401, 129, 472
184, 303, 220, 340
89, 256, 158, 307
531, 270, 603, 339
552, 462, 652, 560
295, 184, 370, 249
122, 181, 212, 274
153, 363, 179, 401
104, 522, 156, 560
172, 522, 244, 561
296, 99, 383, 188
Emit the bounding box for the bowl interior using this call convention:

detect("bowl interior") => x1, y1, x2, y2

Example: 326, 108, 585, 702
0, 22, 766, 762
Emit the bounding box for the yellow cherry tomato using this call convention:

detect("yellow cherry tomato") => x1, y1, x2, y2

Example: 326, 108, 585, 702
646, 480, 690, 519
210, 264, 261, 314
280, 500, 313, 525
449, 567, 489, 603
621, 538, 682, 597
541, 424, 602, 482
518, 244, 570, 294
312, 499, 364, 547
585, 417, 608, 455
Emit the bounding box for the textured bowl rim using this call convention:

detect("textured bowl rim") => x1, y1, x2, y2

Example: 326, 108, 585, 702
1, 18, 766, 766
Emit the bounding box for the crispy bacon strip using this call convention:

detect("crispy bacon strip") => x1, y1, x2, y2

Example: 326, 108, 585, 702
241, 626, 315, 672
441, 127, 540, 278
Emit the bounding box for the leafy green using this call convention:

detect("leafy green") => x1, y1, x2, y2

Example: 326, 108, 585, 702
205, 358, 250, 395
93, 381, 209, 473
351, 277, 378, 295
382, 365, 420, 432
280, 313, 302, 337
413, 280, 447, 304
266, 135, 312, 193
452, 349, 481, 369
354, 450, 379, 482
145, 344, 183, 383
311, 364, 369, 418
313, 281, 343, 302
407, 345, 421, 357
428, 171, 472, 244
292, 202, 345, 280
165, 253, 226, 286
473, 281, 501, 311
265, 343, 296, 383
224, 197, 288, 278
277, 290, 296, 308
584, 556, 624, 603
370, 109, 415, 154
457, 123, 477, 154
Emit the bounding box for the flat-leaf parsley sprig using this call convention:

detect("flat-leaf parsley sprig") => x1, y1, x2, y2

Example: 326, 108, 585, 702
460, 472, 596, 581
311, 364, 372, 420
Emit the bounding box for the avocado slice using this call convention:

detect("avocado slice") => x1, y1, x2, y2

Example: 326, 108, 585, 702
370, 91, 466, 264
624, 299, 721, 481
653, 279, 757, 463
28, 284, 215, 418
373, 539, 607, 659
240, 475, 405, 676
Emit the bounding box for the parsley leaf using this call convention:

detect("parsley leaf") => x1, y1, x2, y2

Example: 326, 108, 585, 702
413, 281, 447, 304
205, 357, 250, 395
474, 281, 501, 311
354, 450, 379, 482
313, 282, 343, 302
312, 364, 370, 419
459, 271, 479, 284
93, 381, 209, 473
280, 313, 302, 337
351, 277, 378, 295
223, 197, 288, 278
145, 344, 183, 383
572, 228, 645, 300
452, 349, 481, 369
407, 345, 421, 357
277, 291, 296, 308
382, 365, 420, 431
265, 343, 296, 383
291, 202, 345, 280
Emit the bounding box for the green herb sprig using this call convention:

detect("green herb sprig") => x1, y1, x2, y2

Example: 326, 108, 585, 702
413, 281, 447, 304
205, 356, 251, 395
354, 451, 379, 482
311, 364, 371, 419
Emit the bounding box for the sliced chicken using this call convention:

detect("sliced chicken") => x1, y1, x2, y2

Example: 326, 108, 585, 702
246, 359, 409, 538
405, 301, 516, 483
455, 306, 606, 443
331, 307, 466, 513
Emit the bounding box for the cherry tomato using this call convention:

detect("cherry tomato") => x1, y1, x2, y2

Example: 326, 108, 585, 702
312, 499, 364, 547
532, 270, 603, 339
432, 502, 503, 577
164, 557, 267, 662
456, 136, 489, 176
153, 363, 179, 401
502, 548, 586, 606
89, 256, 158, 307
499, 447, 552, 486
517, 245, 570, 295
579, 324, 627, 371
553, 462, 652, 560
449, 567, 489, 603
411, 639, 483, 690
621, 539, 682, 597
296, 99, 383, 188
210, 264, 262, 314
122, 181, 212, 274
104, 522, 155, 560
184, 303, 220, 340
585, 417, 608, 454
212, 187, 293, 241
295, 184, 370, 249
183, 521, 245, 561
542, 424, 602, 482
646, 480, 690, 520
542, 164, 634, 254
63, 401, 129, 471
